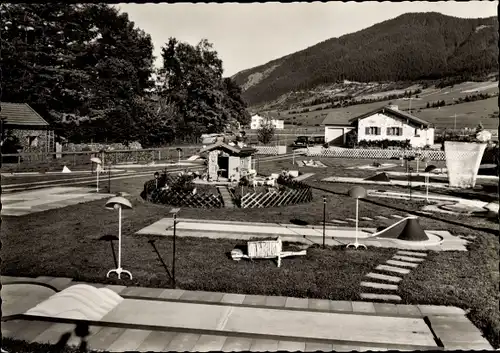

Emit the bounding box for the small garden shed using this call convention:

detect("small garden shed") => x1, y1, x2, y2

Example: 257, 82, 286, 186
199, 141, 256, 182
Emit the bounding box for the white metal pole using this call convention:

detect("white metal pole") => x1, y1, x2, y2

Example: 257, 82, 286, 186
355, 198, 359, 244
416, 158, 419, 174
96, 168, 99, 193
118, 206, 122, 269
293, 149, 295, 165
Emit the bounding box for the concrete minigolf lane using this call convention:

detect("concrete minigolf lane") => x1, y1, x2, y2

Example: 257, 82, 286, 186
101, 299, 438, 348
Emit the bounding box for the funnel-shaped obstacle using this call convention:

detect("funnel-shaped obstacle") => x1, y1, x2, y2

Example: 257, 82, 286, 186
374, 216, 429, 241
364, 172, 391, 182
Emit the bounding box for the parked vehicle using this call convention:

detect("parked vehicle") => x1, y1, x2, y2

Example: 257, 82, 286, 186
201, 133, 225, 145
292, 135, 325, 148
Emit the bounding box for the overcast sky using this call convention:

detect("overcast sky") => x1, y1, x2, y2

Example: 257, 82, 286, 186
116, 1, 498, 77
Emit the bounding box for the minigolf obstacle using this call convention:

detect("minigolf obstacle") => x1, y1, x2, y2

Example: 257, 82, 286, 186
25, 284, 123, 321
364, 172, 391, 182
373, 216, 429, 241
62, 165, 71, 173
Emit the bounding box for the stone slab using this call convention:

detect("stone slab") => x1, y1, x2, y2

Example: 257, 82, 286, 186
417, 305, 465, 316
179, 290, 224, 303
105, 285, 127, 294
376, 265, 411, 274
351, 301, 376, 314
396, 304, 422, 317
221, 336, 253, 352
285, 297, 309, 309
265, 296, 287, 308
243, 294, 267, 306
308, 298, 331, 311
46, 277, 74, 290
392, 255, 425, 263
158, 289, 185, 300
221, 293, 246, 305
33, 323, 75, 345
374, 303, 399, 315
330, 300, 353, 312
250, 338, 279, 351
360, 293, 402, 302
396, 250, 428, 257
278, 340, 306, 351
105, 328, 152, 352
165, 332, 200, 351
87, 326, 127, 351
120, 287, 166, 298
366, 272, 402, 283
305, 342, 333, 351
360, 282, 398, 290
376, 216, 388, 219
191, 334, 228, 352
386, 259, 419, 268
15, 321, 55, 343
1, 283, 57, 316
136, 330, 177, 352
101, 299, 436, 347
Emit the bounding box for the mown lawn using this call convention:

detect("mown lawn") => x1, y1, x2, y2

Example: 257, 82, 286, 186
2, 157, 499, 348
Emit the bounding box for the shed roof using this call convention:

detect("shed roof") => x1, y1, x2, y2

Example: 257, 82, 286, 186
0, 103, 49, 127
199, 141, 256, 156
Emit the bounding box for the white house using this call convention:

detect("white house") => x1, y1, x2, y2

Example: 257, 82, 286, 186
322, 105, 435, 148
250, 114, 284, 130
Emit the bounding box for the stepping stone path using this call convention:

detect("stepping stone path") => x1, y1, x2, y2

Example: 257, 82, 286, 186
361, 217, 374, 221
375, 215, 388, 219
392, 215, 404, 219
360, 250, 428, 303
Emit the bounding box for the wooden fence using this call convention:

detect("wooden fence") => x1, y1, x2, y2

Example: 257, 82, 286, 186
240, 177, 313, 208
151, 189, 223, 208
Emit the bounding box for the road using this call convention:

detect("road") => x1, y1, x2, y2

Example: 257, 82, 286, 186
2, 153, 298, 193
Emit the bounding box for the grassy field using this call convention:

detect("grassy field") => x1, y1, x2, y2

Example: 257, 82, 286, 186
2, 156, 498, 348
280, 80, 498, 128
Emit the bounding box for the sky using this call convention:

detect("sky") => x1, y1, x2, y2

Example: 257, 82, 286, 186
116, 1, 498, 77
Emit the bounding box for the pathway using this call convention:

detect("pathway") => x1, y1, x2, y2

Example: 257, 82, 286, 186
217, 186, 235, 208
1, 275, 493, 351
360, 250, 429, 302
0, 187, 114, 217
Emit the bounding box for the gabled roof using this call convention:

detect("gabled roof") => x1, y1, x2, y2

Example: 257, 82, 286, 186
199, 141, 256, 156
321, 105, 430, 128
0, 102, 49, 127
348, 106, 430, 127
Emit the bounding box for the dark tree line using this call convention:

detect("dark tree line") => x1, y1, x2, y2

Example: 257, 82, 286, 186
0, 4, 250, 147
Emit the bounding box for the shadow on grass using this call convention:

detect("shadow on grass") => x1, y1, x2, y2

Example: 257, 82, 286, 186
290, 218, 309, 226
311, 184, 499, 236
98, 235, 118, 268
147, 239, 174, 284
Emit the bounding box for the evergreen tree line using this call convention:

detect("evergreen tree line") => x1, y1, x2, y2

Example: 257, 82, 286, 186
0, 4, 250, 147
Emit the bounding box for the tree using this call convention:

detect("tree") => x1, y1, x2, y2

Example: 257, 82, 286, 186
157, 38, 250, 143
1, 4, 155, 142
257, 118, 275, 145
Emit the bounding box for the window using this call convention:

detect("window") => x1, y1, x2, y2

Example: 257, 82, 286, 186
414, 128, 420, 137
27, 136, 39, 147
386, 127, 403, 136
365, 127, 381, 135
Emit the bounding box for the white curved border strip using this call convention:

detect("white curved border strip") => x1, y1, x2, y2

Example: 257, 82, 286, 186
369, 216, 418, 238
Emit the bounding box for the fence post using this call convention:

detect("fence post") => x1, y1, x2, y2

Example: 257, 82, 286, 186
151, 150, 155, 163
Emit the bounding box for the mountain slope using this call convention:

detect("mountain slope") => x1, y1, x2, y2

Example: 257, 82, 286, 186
232, 12, 499, 107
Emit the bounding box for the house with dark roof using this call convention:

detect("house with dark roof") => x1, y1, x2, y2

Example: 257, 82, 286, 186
321, 104, 435, 147
0, 102, 55, 153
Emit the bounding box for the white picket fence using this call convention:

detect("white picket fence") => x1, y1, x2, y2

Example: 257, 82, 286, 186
306, 147, 446, 161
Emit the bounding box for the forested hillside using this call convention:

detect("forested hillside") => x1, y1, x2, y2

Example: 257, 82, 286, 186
232, 12, 499, 106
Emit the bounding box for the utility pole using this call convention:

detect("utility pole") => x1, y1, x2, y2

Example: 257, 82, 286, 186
454, 114, 457, 131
